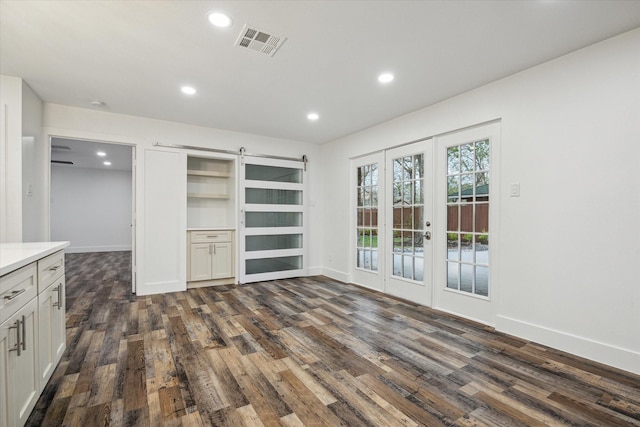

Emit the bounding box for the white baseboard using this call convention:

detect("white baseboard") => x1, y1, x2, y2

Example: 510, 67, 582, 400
136, 280, 186, 296
496, 315, 640, 375
65, 245, 132, 254
307, 266, 323, 276
321, 267, 350, 284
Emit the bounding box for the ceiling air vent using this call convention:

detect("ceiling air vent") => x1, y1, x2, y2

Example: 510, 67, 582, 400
235, 24, 286, 57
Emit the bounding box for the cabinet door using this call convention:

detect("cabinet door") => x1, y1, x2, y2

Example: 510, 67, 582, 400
190, 243, 213, 281
9, 298, 39, 427
212, 242, 233, 279
0, 318, 11, 427
38, 277, 65, 388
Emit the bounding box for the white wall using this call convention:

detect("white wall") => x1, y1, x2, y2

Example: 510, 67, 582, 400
41, 105, 322, 295
50, 165, 132, 253
0, 75, 23, 242
320, 29, 640, 374
22, 81, 46, 242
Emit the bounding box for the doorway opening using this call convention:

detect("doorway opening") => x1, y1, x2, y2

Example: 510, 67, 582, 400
49, 137, 136, 293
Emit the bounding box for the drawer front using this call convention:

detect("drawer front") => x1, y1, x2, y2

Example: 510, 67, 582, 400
38, 251, 65, 293
0, 263, 38, 324
190, 230, 232, 243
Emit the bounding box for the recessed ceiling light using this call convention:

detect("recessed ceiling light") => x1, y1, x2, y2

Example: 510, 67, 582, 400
90, 100, 106, 107
378, 73, 394, 84
208, 12, 232, 28
97, 151, 106, 157
103, 161, 111, 166
181, 86, 197, 95
307, 112, 319, 121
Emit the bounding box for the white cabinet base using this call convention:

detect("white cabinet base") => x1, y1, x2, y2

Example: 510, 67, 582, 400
187, 230, 235, 288
187, 277, 236, 288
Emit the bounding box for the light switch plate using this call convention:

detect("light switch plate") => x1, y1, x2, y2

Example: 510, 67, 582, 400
510, 183, 520, 197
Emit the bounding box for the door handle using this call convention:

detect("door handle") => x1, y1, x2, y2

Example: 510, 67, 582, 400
424, 231, 432, 240
4, 288, 26, 300
21, 315, 26, 351
8, 318, 21, 356
53, 284, 62, 310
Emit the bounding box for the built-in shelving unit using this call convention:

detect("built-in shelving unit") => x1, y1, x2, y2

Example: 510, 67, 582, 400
187, 156, 235, 228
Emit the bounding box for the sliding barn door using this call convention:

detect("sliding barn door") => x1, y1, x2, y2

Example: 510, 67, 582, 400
239, 157, 307, 283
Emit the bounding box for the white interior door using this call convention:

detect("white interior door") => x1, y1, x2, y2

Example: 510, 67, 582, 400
131, 147, 136, 293
239, 157, 307, 283
385, 141, 433, 306
433, 122, 500, 325
351, 153, 385, 291
140, 148, 186, 295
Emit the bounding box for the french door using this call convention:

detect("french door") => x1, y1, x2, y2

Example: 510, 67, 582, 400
433, 122, 499, 325
351, 122, 499, 325
239, 157, 307, 283
351, 153, 385, 291
385, 141, 433, 306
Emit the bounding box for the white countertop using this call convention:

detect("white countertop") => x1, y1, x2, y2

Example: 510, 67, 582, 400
0, 242, 70, 276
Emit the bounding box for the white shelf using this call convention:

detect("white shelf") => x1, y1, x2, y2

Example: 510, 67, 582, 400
187, 156, 235, 229
187, 169, 231, 178
188, 193, 230, 200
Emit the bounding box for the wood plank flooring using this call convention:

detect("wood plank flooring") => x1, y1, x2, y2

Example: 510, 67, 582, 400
26, 251, 640, 426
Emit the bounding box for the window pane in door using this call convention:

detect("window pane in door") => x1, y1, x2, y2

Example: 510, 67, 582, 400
414, 257, 424, 282
460, 144, 474, 172
476, 204, 489, 232
448, 147, 460, 174
447, 262, 459, 289
447, 205, 459, 231
246, 256, 301, 274
391, 153, 424, 282
356, 162, 380, 272
476, 266, 489, 296
246, 165, 302, 183
246, 234, 303, 251
444, 138, 490, 296
447, 235, 459, 261
393, 254, 402, 276
245, 212, 302, 227
460, 264, 473, 293
246, 188, 302, 205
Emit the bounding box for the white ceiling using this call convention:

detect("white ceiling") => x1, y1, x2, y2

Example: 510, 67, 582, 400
2, 1, 640, 144
51, 138, 133, 171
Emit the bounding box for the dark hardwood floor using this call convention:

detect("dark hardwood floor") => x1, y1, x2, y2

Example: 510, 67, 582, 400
26, 251, 640, 426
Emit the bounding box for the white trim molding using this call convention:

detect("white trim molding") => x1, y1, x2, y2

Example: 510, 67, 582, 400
496, 315, 640, 375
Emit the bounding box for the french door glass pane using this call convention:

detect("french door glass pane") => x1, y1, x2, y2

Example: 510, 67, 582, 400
356, 162, 379, 272
414, 257, 424, 281
246, 165, 302, 183
476, 266, 489, 296
246, 188, 302, 205
447, 262, 459, 289
246, 234, 303, 251
245, 212, 302, 227
445, 139, 490, 296
391, 153, 424, 281
246, 256, 302, 274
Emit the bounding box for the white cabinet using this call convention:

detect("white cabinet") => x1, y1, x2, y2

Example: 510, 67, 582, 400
0, 294, 39, 427
0, 246, 67, 427
189, 243, 213, 281
187, 230, 235, 287
37, 251, 66, 388
211, 242, 233, 279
